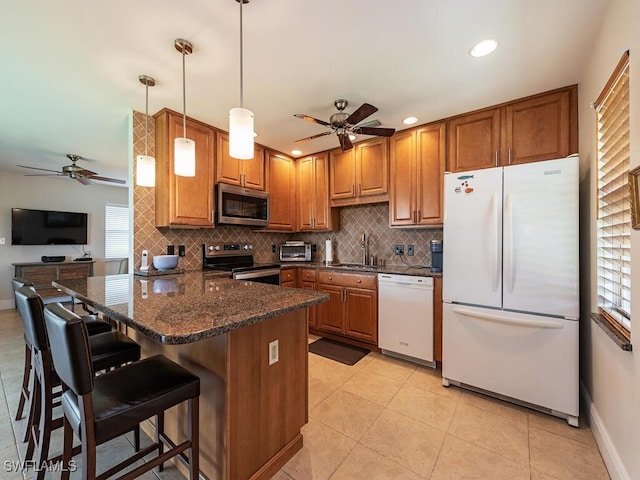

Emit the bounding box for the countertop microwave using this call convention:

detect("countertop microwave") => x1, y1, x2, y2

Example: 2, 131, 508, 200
217, 183, 269, 227
280, 241, 312, 262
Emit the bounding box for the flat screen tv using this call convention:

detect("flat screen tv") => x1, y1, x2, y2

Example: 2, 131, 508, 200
11, 208, 88, 245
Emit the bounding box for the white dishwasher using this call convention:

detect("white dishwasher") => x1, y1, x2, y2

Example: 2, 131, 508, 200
378, 274, 434, 367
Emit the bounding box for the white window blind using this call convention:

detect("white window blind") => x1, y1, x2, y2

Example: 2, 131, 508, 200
105, 204, 130, 259
595, 51, 631, 333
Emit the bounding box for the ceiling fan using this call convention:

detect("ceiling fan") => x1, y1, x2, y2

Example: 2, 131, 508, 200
17, 154, 125, 185
294, 99, 396, 151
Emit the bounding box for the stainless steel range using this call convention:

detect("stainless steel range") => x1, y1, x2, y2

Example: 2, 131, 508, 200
202, 243, 281, 285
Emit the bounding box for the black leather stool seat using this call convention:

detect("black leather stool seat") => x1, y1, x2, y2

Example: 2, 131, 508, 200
63, 355, 200, 444
82, 315, 113, 335
89, 332, 141, 372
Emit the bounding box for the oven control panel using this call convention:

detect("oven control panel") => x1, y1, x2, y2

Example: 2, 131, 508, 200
203, 243, 254, 257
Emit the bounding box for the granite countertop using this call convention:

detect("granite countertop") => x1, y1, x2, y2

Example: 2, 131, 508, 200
53, 271, 328, 345
279, 261, 441, 277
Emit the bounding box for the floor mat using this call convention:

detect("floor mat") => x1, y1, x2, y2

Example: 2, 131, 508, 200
308, 337, 370, 366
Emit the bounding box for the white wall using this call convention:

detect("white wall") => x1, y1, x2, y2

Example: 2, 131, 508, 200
0, 172, 127, 309
579, 0, 639, 478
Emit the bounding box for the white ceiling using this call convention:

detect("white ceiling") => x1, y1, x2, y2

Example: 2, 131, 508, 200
0, 0, 608, 187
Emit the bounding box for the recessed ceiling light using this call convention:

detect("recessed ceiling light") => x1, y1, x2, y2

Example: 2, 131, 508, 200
291, 149, 302, 156
349, 134, 356, 141
403, 116, 418, 125
470, 39, 498, 58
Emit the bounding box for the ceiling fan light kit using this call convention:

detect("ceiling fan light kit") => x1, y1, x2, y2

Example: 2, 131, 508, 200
174, 38, 196, 177
136, 74, 156, 187
229, 0, 255, 160
294, 98, 395, 151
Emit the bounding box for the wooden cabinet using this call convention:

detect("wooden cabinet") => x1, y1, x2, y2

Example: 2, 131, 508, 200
329, 137, 389, 205
216, 132, 265, 190
280, 268, 297, 287
265, 151, 296, 231
390, 122, 446, 227
14, 261, 94, 299
447, 86, 577, 173
316, 271, 377, 345
297, 154, 340, 231
154, 108, 216, 228
299, 269, 318, 328
434, 276, 442, 363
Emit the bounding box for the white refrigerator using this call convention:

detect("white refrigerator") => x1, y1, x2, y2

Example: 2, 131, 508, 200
442, 156, 579, 426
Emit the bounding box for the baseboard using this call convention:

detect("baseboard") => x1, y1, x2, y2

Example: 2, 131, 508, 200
580, 381, 630, 480
0, 299, 15, 311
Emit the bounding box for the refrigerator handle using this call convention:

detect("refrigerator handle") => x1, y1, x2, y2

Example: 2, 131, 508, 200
504, 193, 514, 293
452, 308, 564, 329
491, 194, 500, 292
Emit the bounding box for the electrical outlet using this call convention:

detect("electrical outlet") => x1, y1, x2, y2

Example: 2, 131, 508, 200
312, 244, 317, 253
269, 340, 279, 365
272, 244, 276, 253
167, 245, 175, 255
0, 238, 5, 245
178, 245, 186, 257
407, 245, 414, 256
394, 245, 404, 255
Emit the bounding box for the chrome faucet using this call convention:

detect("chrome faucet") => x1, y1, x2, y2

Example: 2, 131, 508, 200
361, 233, 368, 265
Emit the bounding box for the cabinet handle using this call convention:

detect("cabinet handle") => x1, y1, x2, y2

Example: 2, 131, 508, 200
508, 148, 512, 165
358, 184, 362, 195
495, 150, 499, 167
352, 184, 355, 195
328, 276, 332, 280
212, 210, 215, 223
417, 209, 421, 222
357, 279, 361, 283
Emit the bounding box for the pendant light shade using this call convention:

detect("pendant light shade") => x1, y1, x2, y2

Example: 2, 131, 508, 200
229, 0, 254, 160
136, 75, 156, 187
174, 38, 196, 177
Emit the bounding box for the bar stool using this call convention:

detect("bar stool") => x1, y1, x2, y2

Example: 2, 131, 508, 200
11, 278, 112, 423
14, 287, 142, 480
44, 303, 200, 480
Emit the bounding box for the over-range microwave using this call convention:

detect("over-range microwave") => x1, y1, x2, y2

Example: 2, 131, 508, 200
217, 183, 269, 227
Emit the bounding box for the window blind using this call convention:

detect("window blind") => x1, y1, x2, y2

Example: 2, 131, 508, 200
105, 204, 130, 259
595, 51, 631, 333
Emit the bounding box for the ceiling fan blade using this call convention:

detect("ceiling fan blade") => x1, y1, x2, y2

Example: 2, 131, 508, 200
17, 165, 63, 174
87, 175, 126, 184
294, 114, 331, 127
295, 131, 334, 143
338, 133, 353, 151
352, 126, 396, 137
24, 174, 65, 177
76, 168, 97, 176
355, 119, 382, 128
345, 103, 378, 126
77, 177, 94, 185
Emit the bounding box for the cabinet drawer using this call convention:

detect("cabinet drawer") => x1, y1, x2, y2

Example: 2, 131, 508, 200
317, 271, 376, 289
280, 268, 296, 283
300, 269, 317, 282
21, 266, 58, 286
59, 264, 92, 279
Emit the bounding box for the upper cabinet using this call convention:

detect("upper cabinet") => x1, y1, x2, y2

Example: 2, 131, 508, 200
154, 109, 216, 228
329, 137, 389, 206
389, 123, 446, 227
447, 86, 577, 173
298, 154, 340, 231
265, 150, 296, 231
216, 132, 265, 190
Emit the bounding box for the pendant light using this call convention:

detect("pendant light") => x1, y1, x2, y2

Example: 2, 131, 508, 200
136, 75, 156, 187
174, 38, 196, 177
229, 0, 254, 160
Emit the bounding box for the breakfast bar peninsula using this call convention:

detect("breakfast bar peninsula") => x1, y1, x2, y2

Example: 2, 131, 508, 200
53, 271, 329, 480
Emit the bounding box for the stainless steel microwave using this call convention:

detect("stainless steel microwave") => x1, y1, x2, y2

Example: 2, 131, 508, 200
217, 183, 269, 227
280, 241, 312, 262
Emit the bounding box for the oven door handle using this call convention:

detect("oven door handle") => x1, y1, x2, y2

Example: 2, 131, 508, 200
233, 268, 282, 280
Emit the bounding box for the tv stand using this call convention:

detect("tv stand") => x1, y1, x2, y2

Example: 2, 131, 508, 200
13, 260, 95, 300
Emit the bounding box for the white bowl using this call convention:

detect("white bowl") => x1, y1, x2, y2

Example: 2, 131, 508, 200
153, 255, 179, 270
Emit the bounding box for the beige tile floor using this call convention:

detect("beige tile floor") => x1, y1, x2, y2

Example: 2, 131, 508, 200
0, 309, 610, 480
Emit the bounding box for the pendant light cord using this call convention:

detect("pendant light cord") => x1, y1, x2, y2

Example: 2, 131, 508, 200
239, 0, 244, 108
144, 84, 149, 156
182, 45, 187, 138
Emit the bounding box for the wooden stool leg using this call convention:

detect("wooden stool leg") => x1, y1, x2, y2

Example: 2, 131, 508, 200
61, 417, 73, 480
24, 375, 40, 461
157, 413, 164, 472
34, 363, 54, 480
189, 397, 199, 480
134, 425, 140, 452
15, 344, 32, 420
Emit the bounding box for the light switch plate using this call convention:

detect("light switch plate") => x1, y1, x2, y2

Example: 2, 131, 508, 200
269, 340, 279, 365
0, 238, 5, 245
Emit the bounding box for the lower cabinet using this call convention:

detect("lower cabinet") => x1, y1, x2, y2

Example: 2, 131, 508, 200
316, 271, 378, 345
300, 269, 317, 329
280, 268, 297, 288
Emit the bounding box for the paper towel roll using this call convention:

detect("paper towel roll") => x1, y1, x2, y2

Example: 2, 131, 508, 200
325, 239, 333, 264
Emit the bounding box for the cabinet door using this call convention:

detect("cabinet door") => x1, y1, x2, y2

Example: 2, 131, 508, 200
242, 144, 265, 190
280, 268, 297, 285
302, 281, 317, 328
330, 149, 356, 200
59, 264, 92, 279
216, 133, 242, 187
312, 154, 331, 230
21, 266, 58, 287
503, 89, 571, 165
316, 284, 344, 334
434, 276, 443, 363
389, 129, 417, 226
344, 288, 377, 344
416, 123, 446, 225
357, 137, 388, 199
297, 156, 314, 230
266, 151, 295, 230
447, 107, 501, 173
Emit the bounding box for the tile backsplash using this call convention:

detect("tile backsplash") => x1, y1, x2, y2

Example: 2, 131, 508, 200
133, 111, 442, 270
